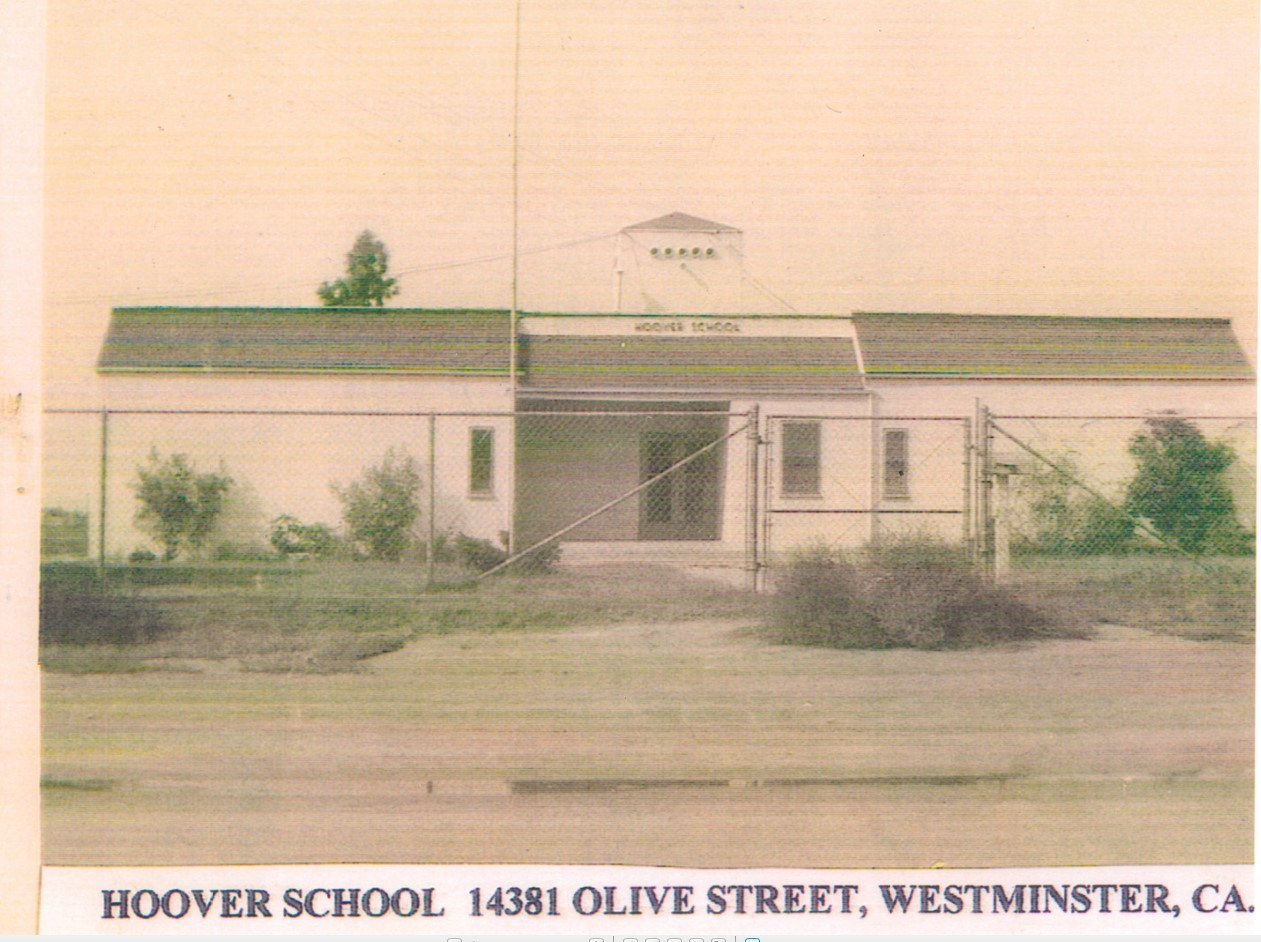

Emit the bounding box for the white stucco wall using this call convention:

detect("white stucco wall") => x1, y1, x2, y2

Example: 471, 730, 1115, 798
868, 377, 1255, 419
46, 367, 1253, 563
54, 373, 515, 558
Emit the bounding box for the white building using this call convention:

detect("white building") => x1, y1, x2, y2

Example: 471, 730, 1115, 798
89, 285, 1254, 566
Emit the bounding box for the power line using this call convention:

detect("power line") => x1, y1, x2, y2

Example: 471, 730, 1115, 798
729, 246, 800, 313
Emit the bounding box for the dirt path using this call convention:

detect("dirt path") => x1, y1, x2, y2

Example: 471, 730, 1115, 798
42, 619, 1253, 866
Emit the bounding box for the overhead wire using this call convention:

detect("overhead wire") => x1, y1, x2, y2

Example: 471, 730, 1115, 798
45, 1, 623, 308
53, 4, 745, 310
49, 231, 618, 307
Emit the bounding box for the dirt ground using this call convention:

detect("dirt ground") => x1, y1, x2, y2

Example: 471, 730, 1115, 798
42, 619, 1253, 867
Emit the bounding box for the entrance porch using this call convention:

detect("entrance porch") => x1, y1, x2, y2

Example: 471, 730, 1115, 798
513, 400, 734, 550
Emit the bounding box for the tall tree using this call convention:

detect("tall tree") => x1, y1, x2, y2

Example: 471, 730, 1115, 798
318, 229, 400, 307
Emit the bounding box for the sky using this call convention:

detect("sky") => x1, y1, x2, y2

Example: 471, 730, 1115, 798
43, 0, 1259, 405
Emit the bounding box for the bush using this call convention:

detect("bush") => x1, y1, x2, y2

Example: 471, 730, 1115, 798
332, 448, 421, 561
211, 542, 277, 562
455, 533, 561, 575
128, 548, 157, 563
269, 515, 340, 558
1073, 499, 1135, 555
455, 534, 507, 571
40, 564, 169, 645
1010, 457, 1134, 556
1126, 416, 1249, 555
132, 451, 233, 560
770, 537, 1055, 649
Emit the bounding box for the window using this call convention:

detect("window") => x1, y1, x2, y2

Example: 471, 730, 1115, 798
469, 427, 494, 496
781, 421, 821, 496
883, 428, 910, 499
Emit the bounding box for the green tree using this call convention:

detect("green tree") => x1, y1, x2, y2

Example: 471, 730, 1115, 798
1125, 416, 1246, 554
133, 451, 233, 560
318, 229, 400, 307
333, 448, 421, 561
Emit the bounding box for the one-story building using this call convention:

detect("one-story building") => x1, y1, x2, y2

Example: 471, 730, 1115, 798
89, 299, 1254, 567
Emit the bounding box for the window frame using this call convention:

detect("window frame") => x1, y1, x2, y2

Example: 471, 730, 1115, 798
780, 420, 822, 498
882, 427, 910, 501
468, 426, 495, 497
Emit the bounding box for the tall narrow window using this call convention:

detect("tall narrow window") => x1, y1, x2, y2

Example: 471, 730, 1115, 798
883, 428, 910, 499
781, 421, 821, 496
469, 427, 494, 496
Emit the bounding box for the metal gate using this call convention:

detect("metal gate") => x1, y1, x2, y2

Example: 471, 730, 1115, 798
758, 415, 974, 584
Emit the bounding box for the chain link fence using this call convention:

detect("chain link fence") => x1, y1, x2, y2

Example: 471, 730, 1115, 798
42, 407, 1256, 619
42, 406, 759, 579
760, 415, 972, 573
44, 408, 515, 574
39, 402, 1256, 674
985, 414, 1255, 559
980, 412, 1256, 639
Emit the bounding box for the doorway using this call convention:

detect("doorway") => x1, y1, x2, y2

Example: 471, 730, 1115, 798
638, 432, 721, 540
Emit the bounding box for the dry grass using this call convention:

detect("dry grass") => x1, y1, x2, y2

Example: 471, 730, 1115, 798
40, 560, 759, 673
1009, 555, 1255, 642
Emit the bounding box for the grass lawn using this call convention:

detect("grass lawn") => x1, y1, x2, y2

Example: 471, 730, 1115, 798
39, 559, 759, 672
41, 559, 1253, 867
1009, 555, 1255, 642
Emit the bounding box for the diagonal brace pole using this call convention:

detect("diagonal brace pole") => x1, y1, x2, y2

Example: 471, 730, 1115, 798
988, 419, 1211, 571
478, 420, 750, 580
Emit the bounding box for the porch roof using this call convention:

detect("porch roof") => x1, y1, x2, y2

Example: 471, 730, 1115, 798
518, 334, 864, 394
852, 313, 1253, 378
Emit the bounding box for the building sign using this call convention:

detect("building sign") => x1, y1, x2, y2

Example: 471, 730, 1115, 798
633, 319, 742, 334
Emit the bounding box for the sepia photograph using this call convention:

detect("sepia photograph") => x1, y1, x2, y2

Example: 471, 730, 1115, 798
29, 0, 1255, 897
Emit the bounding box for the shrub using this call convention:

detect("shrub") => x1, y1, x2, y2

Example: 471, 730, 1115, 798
1126, 416, 1249, 554
772, 545, 883, 648
771, 537, 1055, 649
211, 542, 277, 562
1073, 499, 1135, 555
132, 450, 233, 560
511, 539, 562, 574
1011, 457, 1134, 556
455, 533, 561, 574
128, 548, 157, 563
332, 448, 421, 561
39, 564, 169, 645
269, 515, 340, 558
455, 534, 507, 572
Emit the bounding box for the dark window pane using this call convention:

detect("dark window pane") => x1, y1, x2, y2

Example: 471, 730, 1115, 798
782, 421, 820, 496
883, 428, 909, 498
470, 427, 494, 494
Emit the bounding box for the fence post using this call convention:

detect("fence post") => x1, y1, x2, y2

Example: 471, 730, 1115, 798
961, 417, 973, 554
427, 413, 436, 587
746, 405, 760, 591
978, 404, 995, 583
98, 408, 109, 572
761, 415, 774, 589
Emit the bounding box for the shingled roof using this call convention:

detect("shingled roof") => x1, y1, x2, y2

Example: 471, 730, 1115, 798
98, 307, 1253, 384
518, 334, 863, 394
852, 313, 1253, 379
97, 307, 512, 374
